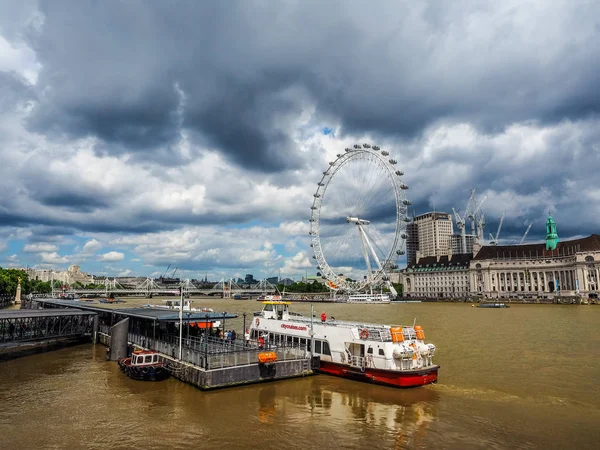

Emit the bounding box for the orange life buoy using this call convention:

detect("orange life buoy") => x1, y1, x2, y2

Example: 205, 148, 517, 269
360, 328, 369, 339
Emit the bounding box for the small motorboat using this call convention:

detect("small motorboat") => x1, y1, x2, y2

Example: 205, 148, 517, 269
477, 303, 510, 308
118, 350, 170, 381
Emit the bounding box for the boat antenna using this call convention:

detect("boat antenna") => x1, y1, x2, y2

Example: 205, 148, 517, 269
413, 317, 417, 327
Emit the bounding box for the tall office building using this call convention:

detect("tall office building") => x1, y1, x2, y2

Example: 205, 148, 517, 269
406, 212, 454, 264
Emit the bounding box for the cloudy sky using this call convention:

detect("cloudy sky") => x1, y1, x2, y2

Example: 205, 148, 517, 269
1, 0, 599, 280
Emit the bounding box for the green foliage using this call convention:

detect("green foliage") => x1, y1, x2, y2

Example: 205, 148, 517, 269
276, 280, 329, 293
393, 282, 404, 296
0, 268, 51, 295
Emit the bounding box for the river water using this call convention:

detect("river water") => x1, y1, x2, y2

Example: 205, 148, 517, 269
1, 299, 599, 449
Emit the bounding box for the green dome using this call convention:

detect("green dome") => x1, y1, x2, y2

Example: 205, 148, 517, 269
545, 214, 559, 251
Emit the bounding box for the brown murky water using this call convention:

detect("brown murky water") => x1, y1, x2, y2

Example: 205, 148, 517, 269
1, 299, 599, 449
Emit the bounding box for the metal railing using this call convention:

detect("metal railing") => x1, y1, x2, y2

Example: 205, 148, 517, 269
100, 325, 308, 370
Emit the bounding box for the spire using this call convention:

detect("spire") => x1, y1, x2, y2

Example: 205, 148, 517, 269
545, 213, 559, 250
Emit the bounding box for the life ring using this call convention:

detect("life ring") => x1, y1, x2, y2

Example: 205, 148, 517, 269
360, 328, 369, 339
256, 318, 260, 326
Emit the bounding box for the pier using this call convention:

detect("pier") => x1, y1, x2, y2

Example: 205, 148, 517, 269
0, 308, 96, 361
25, 298, 316, 389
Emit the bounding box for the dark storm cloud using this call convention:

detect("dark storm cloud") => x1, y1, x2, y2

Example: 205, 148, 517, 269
0, 71, 34, 109
24, 1, 600, 173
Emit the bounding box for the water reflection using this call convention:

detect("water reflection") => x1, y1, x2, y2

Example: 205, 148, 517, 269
308, 378, 439, 447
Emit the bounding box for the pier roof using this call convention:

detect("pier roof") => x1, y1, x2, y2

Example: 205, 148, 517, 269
0, 308, 96, 319
33, 299, 238, 321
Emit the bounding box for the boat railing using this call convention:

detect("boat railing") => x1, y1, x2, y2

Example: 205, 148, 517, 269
349, 355, 366, 371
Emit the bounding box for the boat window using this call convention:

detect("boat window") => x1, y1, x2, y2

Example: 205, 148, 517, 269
378, 349, 385, 356
367, 347, 373, 354
293, 337, 299, 345
153, 355, 158, 363
264, 304, 274, 311
300, 338, 306, 347
315, 340, 322, 354
306, 340, 311, 351
145, 355, 153, 363
322, 341, 331, 356
286, 335, 293, 345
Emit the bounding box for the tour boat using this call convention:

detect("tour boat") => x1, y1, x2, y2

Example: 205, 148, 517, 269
250, 301, 438, 388
477, 303, 510, 308
118, 350, 170, 381
346, 293, 391, 304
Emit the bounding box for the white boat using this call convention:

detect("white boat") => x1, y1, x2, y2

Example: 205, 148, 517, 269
256, 294, 282, 302
346, 293, 391, 304
146, 300, 220, 326
250, 301, 438, 388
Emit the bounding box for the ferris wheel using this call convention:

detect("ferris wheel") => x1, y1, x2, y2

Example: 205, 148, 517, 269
309, 144, 410, 294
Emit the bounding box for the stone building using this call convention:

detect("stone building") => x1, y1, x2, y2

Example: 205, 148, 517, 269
397, 215, 600, 299
398, 253, 472, 298
470, 225, 600, 298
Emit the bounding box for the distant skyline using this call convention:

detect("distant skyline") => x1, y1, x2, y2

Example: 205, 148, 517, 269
1, 1, 599, 278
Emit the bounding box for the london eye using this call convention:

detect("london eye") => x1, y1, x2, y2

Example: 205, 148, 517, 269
309, 144, 410, 294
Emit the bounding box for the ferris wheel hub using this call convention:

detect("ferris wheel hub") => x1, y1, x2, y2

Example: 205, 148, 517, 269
346, 216, 370, 225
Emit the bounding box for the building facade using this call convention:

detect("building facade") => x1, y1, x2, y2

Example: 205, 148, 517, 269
398, 254, 472, 298
406, 212, 454, 265
450, 234, 475, 255
469, 234, 600, 298
22, 265, 93, 285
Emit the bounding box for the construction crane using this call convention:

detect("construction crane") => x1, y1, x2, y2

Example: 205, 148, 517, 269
519, 223, 533, 245
488, 211, 505, 245
468, 193, 487, 238
172, 267, 178, 278
452, 207, 467, 254
453, 189, 477, 254
162, 264, 171, 278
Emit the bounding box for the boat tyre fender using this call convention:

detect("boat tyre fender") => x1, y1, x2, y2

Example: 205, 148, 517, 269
360, 329, 369, 340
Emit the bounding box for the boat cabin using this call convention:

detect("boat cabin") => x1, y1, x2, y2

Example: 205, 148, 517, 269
163, 299, 190, 308
131, 351, 160, 366
260, 301, 291, 320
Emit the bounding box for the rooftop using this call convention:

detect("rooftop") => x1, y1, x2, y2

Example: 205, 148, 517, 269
406, 253, 472, 271
473, 234, 600, 260
0, 308, 96, 319
34, 298, 238, 322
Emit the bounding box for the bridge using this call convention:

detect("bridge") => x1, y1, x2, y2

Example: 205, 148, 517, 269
56, 278, 280, 298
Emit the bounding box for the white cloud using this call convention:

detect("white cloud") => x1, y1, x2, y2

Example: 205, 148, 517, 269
39, 252, 69, 264
281, 252, 313, 276
81, 239, 102, 255
99, 251, 125, 262
24, 243, 59, 253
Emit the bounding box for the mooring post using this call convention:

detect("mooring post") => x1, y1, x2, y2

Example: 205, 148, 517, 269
92, 314, 99, 344
204, 313, 209, 370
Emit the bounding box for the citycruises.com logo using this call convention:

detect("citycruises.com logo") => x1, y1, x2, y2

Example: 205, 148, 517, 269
281, 324, 308, 331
